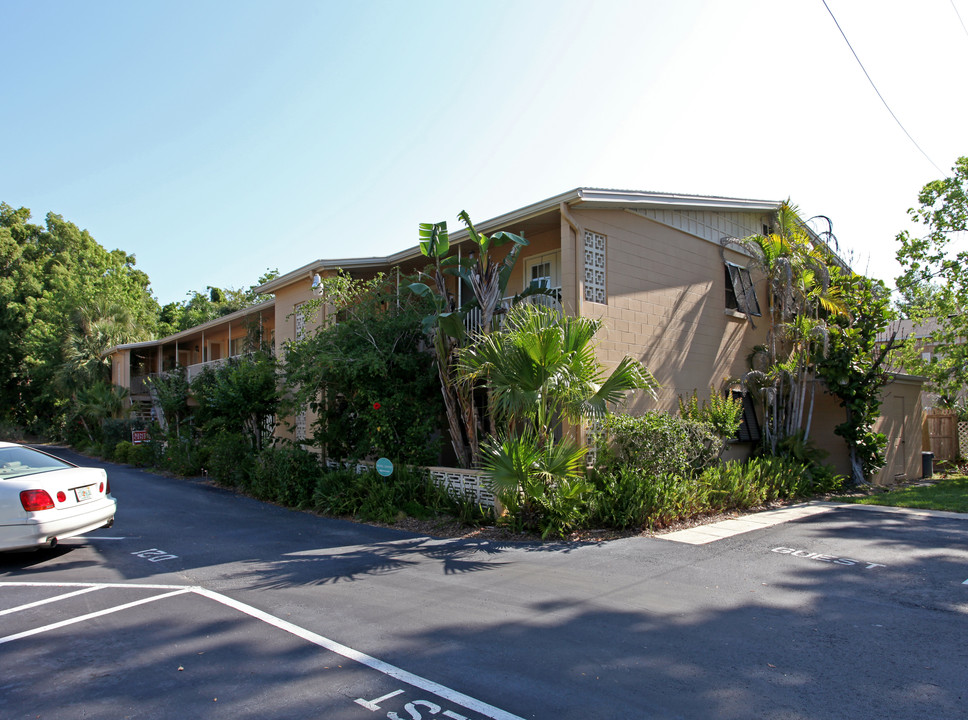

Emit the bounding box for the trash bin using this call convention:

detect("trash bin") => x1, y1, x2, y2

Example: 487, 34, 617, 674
922, 451, 934, 479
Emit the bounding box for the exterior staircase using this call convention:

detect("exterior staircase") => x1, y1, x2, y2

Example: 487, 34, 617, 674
130, 399, 155, 425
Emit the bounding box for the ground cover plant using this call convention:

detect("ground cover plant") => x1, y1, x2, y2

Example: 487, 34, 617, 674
586, 412, 843, 530
82, 414, 845, 540
833, 476, 968, 514
200, 442, 493, 528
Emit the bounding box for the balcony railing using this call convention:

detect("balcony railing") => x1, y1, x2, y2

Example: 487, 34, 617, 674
186, 357, 231, 381
129, 354, 253, 393
464, 288, 562, 334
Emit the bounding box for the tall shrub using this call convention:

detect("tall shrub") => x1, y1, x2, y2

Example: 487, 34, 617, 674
722, 202, 847, 454
409, 213, 530, 467
284, 272, 443, 466
191, 349, 279, 452
595, 411, 720, 478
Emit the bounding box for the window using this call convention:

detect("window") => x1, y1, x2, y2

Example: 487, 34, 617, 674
584, 231, 607, 304
531, 261, 552, 289
0, 446, 73, 479
524, 253, 562, 305
725, 263, 761, 316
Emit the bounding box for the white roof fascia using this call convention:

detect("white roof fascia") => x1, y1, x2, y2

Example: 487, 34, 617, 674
571, 188, 781, 212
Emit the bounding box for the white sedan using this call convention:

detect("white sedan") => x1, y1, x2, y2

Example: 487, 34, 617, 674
0, 442, 116, 552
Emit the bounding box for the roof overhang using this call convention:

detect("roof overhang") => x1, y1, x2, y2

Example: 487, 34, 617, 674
104, 298, 275, 356
256, 187, 783, 294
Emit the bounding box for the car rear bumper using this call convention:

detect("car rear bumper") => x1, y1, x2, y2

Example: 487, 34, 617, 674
0, 497, 117, 551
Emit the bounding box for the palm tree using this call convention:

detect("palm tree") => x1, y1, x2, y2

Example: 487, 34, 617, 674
57, 298, 149, 442
410, 214, 529, 467
459, 305, 658, 442
58, 298, 149, 390
74, 381, 130, 444
722, 201, 848, 454
458, 305, 657, 536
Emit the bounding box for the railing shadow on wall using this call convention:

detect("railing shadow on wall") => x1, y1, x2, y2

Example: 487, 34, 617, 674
463, 289, 562, 334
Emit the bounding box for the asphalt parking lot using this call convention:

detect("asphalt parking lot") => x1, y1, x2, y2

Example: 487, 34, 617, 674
0, 573, 520, 720
2, 450, 966, 720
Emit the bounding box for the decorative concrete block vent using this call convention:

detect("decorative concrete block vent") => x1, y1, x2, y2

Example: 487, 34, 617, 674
427, 466, 496, 508
324, 459, 496, 508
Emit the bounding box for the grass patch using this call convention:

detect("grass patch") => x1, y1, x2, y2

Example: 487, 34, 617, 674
834, 476, 968, 513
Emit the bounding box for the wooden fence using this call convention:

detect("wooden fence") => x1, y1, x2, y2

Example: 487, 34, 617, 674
925, 409, 959, 462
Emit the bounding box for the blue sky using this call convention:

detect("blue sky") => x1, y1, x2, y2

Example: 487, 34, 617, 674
2, 0, 966, 305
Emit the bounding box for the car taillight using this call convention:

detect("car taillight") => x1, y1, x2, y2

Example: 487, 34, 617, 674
99, 482, 104, 493
21, 489, 55, 511
56, 491, 67, 503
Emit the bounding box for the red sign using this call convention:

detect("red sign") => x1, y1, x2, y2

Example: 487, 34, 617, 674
132, 430, 149, 445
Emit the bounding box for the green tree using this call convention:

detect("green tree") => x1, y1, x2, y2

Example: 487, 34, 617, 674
814, 270, 896, 485
895, 158, 968, 407
156, 269, 279, 336
410, 212, 529, 467
458, 304, 658, 537
72, 381, 130, 445
284, 272, 443, 465
889, 280, 967, 410
0, 203, 158, 434
724, 202, 847, 454
146, 366, 191, 435
191, 348, 279, 452
893, 280, 949, 320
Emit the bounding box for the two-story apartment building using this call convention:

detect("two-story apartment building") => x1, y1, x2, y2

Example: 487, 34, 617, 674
108, 300, 275, 423
109, 187, 923, 484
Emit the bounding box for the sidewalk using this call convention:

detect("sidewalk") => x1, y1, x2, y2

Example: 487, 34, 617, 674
658, 501, 968, 545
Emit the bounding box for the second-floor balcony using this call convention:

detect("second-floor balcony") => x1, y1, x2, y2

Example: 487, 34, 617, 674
130, 355, 253, 396
464, 287, 562, 334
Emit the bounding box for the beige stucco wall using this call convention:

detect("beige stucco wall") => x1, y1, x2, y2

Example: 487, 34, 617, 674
873, 375, 924, 484
567, 207, 769, 413
273, 281, 318, 350
800, 376, 924, 485
112, 350, 131, 391
272, 279, 322, 442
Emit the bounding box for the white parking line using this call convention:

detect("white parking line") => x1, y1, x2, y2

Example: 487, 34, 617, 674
0, 587, 192, 645
0, 582, 525, 720
0, 585, 102, 617
195, 587, 524, 720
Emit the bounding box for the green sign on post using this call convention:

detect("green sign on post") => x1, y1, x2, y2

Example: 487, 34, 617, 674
375, 457, 394, 477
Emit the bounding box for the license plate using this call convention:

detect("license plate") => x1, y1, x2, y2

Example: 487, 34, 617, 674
74, 486, 93, 502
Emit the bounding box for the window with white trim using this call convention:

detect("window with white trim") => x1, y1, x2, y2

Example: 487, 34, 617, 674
584, 230, 607, 304
725, 263, 761, 316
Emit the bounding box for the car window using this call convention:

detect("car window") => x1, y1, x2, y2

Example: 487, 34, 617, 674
0, 447, 75, 479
